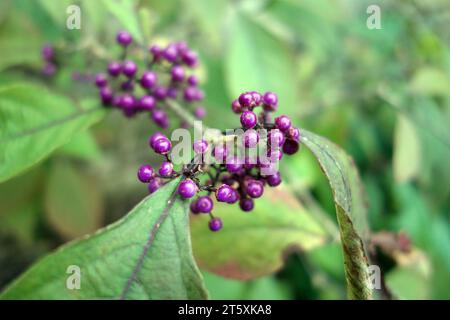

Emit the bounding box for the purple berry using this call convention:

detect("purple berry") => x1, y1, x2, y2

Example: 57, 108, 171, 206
193, 139, 208, 154
262, 92, 278, 111
240, 111, 258, 129
137, 164, 154, 182
148, 178, 161, 194
239, 198, 254, 212
286, 127, 300, 141
152, 135, 171, 154
167, 87, 178, 99
99, 87, 113, 104
268, 129, 285, 147
164, 44, 178, 62
282, 139, 300, 155
187, 75, 198, 86
251, 91, 262, 106
151, 109, 169, 128
231, 99, 242, 114
225, 156, 243, 173
213, 144, 228, 162
242, 129, 259, 148
239, 92, 253, 108
182, 49, 198, 67
183, 86, 197, 102
122, 60, 137, 77
158, 161, 173, 177
196, 196, 213, 213
178, 179, 198, 199
95, 73, 107, 88
190, 200, 200, 214
171, 65, 185, 82
118, 94, 135, 110
267, 172, 282, 187
154, 86, 167, 100
246, 180, 264, 198
209, 218, 222, 232
117, 31, 133, 46
176, 41, 188, 54
139, 95, 156, 110
42, 44, 54, 61
228, 189, 239, 204
215, 184, 234, 202
149, 132, 166, 149
194, 106, 206, 119
42, 63, 56, 76
150, 44, 163, 60
108, 61, 122, 77
140, 71, 157, 89
275, 115, 291, 132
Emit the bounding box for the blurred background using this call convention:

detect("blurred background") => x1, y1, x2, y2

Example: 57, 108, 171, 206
0, 0, 449, 299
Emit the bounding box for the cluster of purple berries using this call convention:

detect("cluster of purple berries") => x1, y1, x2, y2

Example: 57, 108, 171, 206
95, 31, 205, 127
41, 44, 57, 76
138, 91, 301, 232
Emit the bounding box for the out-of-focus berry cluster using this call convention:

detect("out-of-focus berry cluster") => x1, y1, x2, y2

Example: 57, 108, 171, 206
95, 31, 205, 128
41, 44, 57, 76
138, 91, 301, 232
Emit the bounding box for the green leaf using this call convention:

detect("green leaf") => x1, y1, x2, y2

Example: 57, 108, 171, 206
300, 129, 372, 300
0, 178, 208, 299
58, 131, 101, 161
393, 115, 421, 183
45, 162, 104, 240
224, 9, 299, 115
101, 0, 144, 44
0, 84, 105, 183
191, 185, 329, 280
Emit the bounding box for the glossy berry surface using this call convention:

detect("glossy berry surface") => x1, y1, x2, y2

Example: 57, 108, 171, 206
137, 164, 154, 183
240, 111, 257, 129
158, 161, 173, 177
178, 179, 198, 199
209, 218, 223, 232
196, 196, 213, 213
117, 31, 133, 46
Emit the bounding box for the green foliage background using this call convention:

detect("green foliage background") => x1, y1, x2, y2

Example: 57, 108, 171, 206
0, 0, 449, 299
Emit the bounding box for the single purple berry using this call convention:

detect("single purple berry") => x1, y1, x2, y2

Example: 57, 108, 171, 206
266, 172, 282, 187
149, 132, 166, 149
150, 44, 163, 61
239, 198, 254, 212
190, 200, 200, 214
246, 180, 264, 198
240, 110, 258, 129
268, 129, 285, 147
225, 156, 243, 173
282, 139, 300, 155
286, 127, 300, 141
187, 75, 198, 86
139, 95, 156, 110
163, 44, 178, 62
176, 41, 188, 54
42, 63, 56, 76
137, 164, 154, 182
242, 129, 259, 148
262, 92, 278, 111
154, 86, 167, 100
231, 99, 242, 114
196, 195, 213, 213
183, 86, 197, 102
228, 189, 239, 204
194, 106, 206, 119
209, 218, 222, 232
151, 109, 169, 128
99, 87, 113, 104
213, 144, 228, 162
167, 87, 178, 99
117, 31, 133, 46
193, 139, 208, 154
158, 161, 173, 177
275, 115, 291, 132
215, 184, 234, 202
122, 60, 137, 78
118, 94, 135, 110
238, 92, 253, 108
148, 178, 161, 194
251, 91, 262, 106
95, 73, 107, 88
152, 135, 171, 154
42, 44, 54, 61
140, 71, 157, 89
182, 49, 198, 67
171, 65, 185, 82
108, 61, 122, 77
178, 179, 198, 199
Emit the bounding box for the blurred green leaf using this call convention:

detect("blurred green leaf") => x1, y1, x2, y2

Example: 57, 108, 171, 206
224, 9, 299, 116
191, 185, 329, 280
0, 84, 105, 183
301, 129, 372, 299
58, 131, 101, 161
0, 178, 208, 299
410, 67, 450, 96
44, 162, 104, 239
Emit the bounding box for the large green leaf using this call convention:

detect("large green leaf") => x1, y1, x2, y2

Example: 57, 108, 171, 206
191, 185, 330, 280
224, 9, 299, 115
0, 178, 208, 299
300, 129, 372, 300
0, 84, 105, 183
